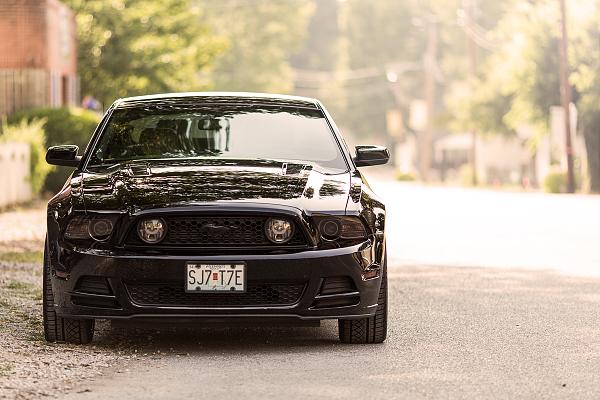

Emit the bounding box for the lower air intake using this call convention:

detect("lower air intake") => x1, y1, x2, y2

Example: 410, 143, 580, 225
127, 282, 306, 307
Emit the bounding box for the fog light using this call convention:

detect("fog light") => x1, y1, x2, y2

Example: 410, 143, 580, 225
265, 218, 293, 244
137, 218, 167, 244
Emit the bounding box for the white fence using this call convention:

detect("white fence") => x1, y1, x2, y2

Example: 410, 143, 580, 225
0, 142, 32, 208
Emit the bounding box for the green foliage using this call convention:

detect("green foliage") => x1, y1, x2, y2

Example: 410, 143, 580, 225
500, 1, 597, 191
459, 164, 476, 187
448, 79, 515, 136
331, 0, 512, 139
335, 0, 418, 137
0, 362, 14, 377
445, 0, 600, 191
448, 1, 561, 138
291, 0, 341, 72
543, 166, 583, 193
543, 169, 567, 193
199, 0, 314, 93
396, 171, 416, 182
7, 108, 100, 193
9, 107, 100, 148
0, 119, 53, 195
63, 0, 225, 107
0, 251, 44, 265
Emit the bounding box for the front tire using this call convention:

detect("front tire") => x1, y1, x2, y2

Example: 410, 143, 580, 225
43, 240, 95, 344
338, 257, 387, 344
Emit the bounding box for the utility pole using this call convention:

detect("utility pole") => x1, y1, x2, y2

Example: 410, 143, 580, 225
422, 16, 437, 182
558, 0, 576, 193
463, 0, 478, 186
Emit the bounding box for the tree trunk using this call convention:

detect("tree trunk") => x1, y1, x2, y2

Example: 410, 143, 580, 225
583, 115, 600, 193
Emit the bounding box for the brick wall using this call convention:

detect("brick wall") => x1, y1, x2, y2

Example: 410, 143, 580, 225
0, 0, 49, 69
0, 0, 78, 114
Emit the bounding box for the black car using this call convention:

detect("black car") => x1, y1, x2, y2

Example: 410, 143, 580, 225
43, 92, 389, 344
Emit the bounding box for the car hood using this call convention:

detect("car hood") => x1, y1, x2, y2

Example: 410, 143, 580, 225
79, 159, 351, 214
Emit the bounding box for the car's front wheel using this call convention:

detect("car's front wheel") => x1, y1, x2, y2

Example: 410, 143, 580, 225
43, 240, 95, 344
338, 256, 387, 344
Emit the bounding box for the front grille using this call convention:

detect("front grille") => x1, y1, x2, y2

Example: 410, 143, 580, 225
127, 282, 306, 307
127, 215, 306, 247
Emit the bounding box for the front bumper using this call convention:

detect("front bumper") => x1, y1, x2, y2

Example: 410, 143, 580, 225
51, 242, 383, 322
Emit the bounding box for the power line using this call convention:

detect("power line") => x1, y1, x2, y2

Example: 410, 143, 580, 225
291, 62, 421, 84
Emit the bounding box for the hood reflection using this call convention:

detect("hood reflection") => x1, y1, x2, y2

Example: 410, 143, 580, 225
81, 159, 350, 214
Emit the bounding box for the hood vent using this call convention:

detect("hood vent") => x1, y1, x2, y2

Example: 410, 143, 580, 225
286, 163, 310, 176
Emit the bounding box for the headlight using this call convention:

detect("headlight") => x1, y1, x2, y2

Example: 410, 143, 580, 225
339, 217, 367, 239
89, 219, 114, 241
265, 218, 294, 244
316, 216, 367, 241
319, 219, 342, 240
137, 218, 167, 244
65, 216, 116, 241
65, 217, 91, 240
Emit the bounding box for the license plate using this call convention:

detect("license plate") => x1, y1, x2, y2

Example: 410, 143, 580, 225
186, 263, 245, 292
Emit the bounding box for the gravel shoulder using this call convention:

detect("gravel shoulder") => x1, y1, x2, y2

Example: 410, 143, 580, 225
0, 255, 132, 399
0, 204, 132, 399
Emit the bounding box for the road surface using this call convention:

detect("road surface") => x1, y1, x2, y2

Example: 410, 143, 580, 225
61, 180, 600, 399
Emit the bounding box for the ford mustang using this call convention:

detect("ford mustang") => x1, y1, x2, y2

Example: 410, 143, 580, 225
43, 92, 389, 344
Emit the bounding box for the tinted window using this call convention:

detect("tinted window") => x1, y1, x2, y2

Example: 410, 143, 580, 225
89, 105, 347, 172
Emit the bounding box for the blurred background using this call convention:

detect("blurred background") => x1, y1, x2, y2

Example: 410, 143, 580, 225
1, 3, 600, 396
1, 0, 599, 199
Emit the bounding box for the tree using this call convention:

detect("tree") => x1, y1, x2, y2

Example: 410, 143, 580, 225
571, 4, 600, 192
450, 0, 600, 191
330, 0, 512, 139
450, 1, 561, 137
197, 0, 314, 93
335, 0, 419, 138
64, 0, 224, 107
291, 0, 340, 72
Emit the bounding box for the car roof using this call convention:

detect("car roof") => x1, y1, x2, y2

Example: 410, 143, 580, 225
113, 92, 320, 109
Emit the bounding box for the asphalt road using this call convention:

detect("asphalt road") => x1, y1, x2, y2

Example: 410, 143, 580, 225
63, 180, 600, 399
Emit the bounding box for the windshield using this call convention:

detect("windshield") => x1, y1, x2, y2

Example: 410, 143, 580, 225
88, 104, 347, 172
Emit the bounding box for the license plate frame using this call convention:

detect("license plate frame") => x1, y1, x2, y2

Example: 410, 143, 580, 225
185, 262, 246, 293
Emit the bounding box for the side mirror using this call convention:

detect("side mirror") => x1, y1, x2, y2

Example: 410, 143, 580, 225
353, 145, 390, 167
46, 145, 81, 167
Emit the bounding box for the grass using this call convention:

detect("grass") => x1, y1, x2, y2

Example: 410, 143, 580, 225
5, 280, 42, 301
7, 281, 30, 290
0, 250, 45, 342
25, 313, 44, 342
0, 362, 14, 376
396, 171, 416, 181
0, 250, 43, 264
1, 283, 44, 342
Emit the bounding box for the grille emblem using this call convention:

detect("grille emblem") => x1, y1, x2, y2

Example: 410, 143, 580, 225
200, 223, 239, 234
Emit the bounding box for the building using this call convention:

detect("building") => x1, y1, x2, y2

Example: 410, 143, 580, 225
0, 0, 78, 116
433, 133, 532, 185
